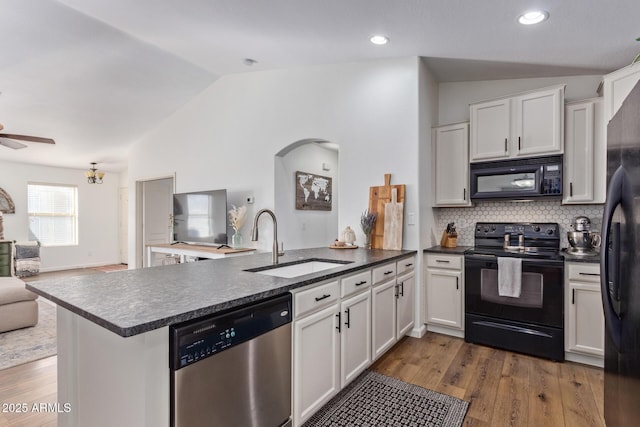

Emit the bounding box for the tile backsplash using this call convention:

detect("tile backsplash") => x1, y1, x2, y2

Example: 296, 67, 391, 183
434, 201, 604, 248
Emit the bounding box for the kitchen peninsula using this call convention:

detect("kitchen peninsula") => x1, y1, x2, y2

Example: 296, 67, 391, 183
26, 247, 415, 427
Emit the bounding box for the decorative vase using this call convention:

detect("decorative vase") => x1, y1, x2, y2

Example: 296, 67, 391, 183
364, 233, 372, 249
231, 231, 243, 249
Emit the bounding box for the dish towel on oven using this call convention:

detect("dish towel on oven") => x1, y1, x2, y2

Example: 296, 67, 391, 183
498, 257, 522, 298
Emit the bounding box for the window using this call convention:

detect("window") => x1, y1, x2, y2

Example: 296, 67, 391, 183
28, 183, 78, 246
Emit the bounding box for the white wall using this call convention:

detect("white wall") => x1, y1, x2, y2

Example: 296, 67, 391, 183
0, 160, 121, 271
128, 57, 425, 266
437, 74, 603, 125
275, 142, 339, 250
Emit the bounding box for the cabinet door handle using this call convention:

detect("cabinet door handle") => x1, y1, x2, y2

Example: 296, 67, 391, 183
570, 182, 573, 197
504, 138, 508, 153
399, 282, 404, 297
463, 188, 466, 200
579, 272, 600, 277
572, 288, 575, 305
315, 294, 331, 302
395, 284, 399, 298
518, 136, 521, 151
456, 276, 459, 290
336, 312, 341, 333
384, 270, 394, 275
355, 280, 368, 286
345, 308, 351, 328
436, 259, 450, 263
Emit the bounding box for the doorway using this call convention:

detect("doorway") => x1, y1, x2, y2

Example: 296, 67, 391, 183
135, 176, 175, 268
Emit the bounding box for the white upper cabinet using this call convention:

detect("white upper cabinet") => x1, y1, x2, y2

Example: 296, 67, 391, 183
432, 122, 471, 207
514, 86, 564, 156
603, 62, 640, 124
470, 99, 511, 160
470, 85, 565, 162
563, 98, 605, 204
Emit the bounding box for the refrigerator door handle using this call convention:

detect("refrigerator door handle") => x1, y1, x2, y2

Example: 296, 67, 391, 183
601, 166, 626, 350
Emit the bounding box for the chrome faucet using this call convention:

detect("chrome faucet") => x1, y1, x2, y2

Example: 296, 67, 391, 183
251, 209, 285, 264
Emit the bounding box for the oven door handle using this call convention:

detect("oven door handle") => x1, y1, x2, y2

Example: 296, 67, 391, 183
601, 165, 627, 351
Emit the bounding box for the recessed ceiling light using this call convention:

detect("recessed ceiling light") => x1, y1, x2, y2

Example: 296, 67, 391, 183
370, 35, 389, 45
518, 10, 549, 25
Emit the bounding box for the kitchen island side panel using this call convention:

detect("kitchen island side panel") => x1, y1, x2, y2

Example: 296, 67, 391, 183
57, 306, 169, 427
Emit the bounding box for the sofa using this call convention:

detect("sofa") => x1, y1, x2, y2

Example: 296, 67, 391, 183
0, 276, 38, 333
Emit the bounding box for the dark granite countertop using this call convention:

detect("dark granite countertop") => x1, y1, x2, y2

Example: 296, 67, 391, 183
423, 245, 471, 255
27, 247, 416, 338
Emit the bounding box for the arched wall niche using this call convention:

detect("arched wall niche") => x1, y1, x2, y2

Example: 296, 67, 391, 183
274, 138, 339, 249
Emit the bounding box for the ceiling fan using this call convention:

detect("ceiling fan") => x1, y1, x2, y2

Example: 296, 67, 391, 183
0, 122, 56, 150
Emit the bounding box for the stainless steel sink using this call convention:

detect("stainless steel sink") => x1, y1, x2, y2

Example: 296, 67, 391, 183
245, 259, 352, 278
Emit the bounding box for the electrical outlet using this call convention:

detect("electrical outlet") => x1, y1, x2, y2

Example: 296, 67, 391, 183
407, 212, 415, 225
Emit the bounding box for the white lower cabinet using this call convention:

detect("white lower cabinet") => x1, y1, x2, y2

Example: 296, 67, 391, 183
425, 253, 464, 336
340, 290, 371, 387
565, 262, 604, 365
426, 268, 462, 329
293, 302, 340, 424
396, 271, 415, 337
372, 278, 397, 360
292, 278, 341, 425
292, 255, 415, 426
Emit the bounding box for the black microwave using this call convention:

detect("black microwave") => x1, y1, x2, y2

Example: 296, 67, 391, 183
469, 155, 562, 201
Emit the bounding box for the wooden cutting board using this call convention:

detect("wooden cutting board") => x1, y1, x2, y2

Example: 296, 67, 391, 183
383, 188, 403, 250
368, 174, 405, 249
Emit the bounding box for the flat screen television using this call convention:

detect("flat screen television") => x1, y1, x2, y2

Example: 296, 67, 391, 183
172, 189, 228, 245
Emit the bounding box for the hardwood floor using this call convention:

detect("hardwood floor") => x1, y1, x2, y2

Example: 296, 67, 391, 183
371, 333, 605, 427
0, 357, 57, 427
0, 331, 604, 427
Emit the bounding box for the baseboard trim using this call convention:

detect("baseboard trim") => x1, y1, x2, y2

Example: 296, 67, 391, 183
426, 323, 465, 338
565, 351, 604, 368
408, 324, 427, 338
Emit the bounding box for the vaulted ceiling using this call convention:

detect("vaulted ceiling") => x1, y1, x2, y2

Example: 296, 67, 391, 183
1, 0, 638, 172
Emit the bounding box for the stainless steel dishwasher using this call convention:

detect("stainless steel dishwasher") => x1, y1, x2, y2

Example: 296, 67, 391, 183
170, 293, 292, 427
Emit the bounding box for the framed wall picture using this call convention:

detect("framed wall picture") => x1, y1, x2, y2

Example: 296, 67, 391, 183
295, 171, 332, 211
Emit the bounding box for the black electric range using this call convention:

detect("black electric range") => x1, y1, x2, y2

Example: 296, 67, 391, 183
463, 222, 565, 361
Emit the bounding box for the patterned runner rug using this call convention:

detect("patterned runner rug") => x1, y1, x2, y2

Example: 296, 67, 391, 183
304, 370, 469, 427
0, 300, 56, 370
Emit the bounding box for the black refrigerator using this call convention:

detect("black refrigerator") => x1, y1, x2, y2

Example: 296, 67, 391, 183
602, 80, 640, 426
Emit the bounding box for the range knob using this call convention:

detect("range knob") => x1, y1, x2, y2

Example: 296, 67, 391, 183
533, 225, 541, 232
547, 229, 555, 235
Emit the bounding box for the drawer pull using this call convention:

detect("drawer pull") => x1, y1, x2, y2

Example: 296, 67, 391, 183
579, 272, 600, 277
383, 271, 394, 275
355, 280, 368, 286
405, 263, 413, 267
315, 294, 331, 302
435, 259, 450, 263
